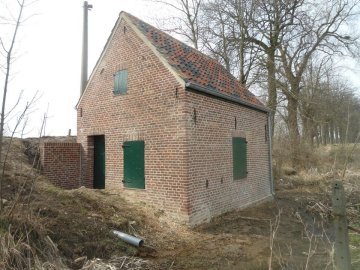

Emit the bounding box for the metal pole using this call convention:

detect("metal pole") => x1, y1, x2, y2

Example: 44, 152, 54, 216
332, 181, 351, 270
80, 1, 92, 96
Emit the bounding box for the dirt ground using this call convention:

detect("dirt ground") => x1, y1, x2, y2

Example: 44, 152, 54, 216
153, 184, 338, 270
0, 138, 359, 269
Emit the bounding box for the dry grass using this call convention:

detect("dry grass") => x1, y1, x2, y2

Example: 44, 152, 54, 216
0, 137, 359, 269
273, 141, 360, 270
81, 256, 156, 270
0, 228, 68, 270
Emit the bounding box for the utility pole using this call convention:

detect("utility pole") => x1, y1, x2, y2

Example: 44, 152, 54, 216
80, 1, 93, 96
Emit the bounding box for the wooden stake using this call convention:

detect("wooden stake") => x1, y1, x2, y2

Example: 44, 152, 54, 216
332, 181, 351, 270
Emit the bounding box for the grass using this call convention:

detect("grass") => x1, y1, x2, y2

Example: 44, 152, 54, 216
350, 233, 360, 268
0, 137, 358, 269
0, 218, 9, 234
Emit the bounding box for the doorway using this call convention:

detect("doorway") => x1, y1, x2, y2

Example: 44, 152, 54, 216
93, 135, 105, 189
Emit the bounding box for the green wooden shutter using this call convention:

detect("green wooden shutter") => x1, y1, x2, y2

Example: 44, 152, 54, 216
232, 137, 247, 180
114, 70, 128, 94
123, 140, 145, 189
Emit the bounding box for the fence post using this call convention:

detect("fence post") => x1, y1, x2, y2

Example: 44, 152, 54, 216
332, 180, 351, 270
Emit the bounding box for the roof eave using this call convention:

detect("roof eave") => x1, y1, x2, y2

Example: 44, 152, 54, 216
185, 82, 270, 113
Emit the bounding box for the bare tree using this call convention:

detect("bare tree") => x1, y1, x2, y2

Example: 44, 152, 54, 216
0, 91, 39, 211
151, 0, 203, 49
245, 0, 305, 134
152, 0, 360, 155
200, 0, 261, 86
0, 0, 26, 211
278, 0, 360, 163
299, 58, 360, 147
200, 0, 304, 137
299, 58, 334, 146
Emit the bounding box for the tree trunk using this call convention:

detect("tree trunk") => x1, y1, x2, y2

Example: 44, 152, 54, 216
266, 50, 277, 139
0, 0, 25, 212
329, 121, 335, 144
336, 126, 340, 144
301, 111, 315, 147
315, 125, 320, 147
287, 95, 300, 166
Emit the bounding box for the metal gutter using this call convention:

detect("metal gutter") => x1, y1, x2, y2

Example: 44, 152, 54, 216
185, 82, 270, 114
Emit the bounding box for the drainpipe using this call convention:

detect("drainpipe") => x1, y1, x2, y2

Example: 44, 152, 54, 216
267, 111, 275, 195
112, 230, 144, 247
79, 144, 83, 187
80, 1, 93, 95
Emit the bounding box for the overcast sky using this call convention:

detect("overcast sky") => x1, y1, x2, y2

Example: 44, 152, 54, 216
1, 0, 164, 137
1, 0, 359, 137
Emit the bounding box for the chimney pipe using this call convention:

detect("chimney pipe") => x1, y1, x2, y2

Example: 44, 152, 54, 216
80, 1, 93, 96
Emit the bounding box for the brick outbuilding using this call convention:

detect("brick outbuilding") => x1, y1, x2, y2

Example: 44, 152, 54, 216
76, 12, 274, 225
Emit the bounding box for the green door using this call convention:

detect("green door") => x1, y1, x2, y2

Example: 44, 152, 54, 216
93, 135, 105, 189
232, 137, 247, 180
123, 141, 145, 189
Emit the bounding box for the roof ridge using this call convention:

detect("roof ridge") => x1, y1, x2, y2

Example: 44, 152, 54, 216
122, 12, 215, 62
123, 11, 265, 108
77, 11, 266, 111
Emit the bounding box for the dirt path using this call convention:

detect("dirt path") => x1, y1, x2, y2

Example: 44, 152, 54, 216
150, 181, 344, 270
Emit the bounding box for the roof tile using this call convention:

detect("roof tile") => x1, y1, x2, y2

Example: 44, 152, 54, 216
124, 12, 265, 108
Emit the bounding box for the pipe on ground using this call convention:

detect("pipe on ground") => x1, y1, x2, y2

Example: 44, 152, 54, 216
112, 230, 144, 247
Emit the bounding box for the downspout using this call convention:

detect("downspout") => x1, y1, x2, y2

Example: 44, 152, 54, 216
267, 111, 275, 195
79, 144, 83, 187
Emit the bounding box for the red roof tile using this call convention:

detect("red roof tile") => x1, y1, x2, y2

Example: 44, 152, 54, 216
124, 12, 265, 109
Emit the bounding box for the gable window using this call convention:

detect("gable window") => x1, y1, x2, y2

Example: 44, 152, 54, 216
232, 137, 247, 180
114, 69, 128, 94
123, 140, 145, 189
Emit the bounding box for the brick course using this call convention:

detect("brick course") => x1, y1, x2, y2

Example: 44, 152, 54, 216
77, 16, 190, 222
41, 143, 81, 189
185, 90, 272, 225
76, 13, 272, 225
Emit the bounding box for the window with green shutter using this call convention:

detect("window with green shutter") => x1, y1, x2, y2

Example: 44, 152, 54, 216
114, 69, 128, 94
232, 137, 247, 180
123, 140, 145, 189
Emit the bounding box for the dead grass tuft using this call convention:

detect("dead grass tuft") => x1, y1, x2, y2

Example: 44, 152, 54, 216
81, 256, 157, 270
0, 226, 68, 270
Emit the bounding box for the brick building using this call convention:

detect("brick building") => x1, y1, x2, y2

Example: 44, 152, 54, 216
75, 12, 274, 225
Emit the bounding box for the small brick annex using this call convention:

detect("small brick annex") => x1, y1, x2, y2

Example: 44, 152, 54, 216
41, 142, 81, 189
44, 12, 274, 226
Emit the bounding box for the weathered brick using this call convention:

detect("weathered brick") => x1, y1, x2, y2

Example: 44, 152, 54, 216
41, 143, 81, 189
73, 13, 273, 226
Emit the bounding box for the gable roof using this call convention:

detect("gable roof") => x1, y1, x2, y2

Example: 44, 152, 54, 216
123, 12, 267, 112
77, 12, 267, 112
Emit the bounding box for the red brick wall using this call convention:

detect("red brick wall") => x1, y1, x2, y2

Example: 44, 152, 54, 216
77, 17, 190, 222
41, 143, 81, 189
77, 15, 272, 225
184, 90, 272, 225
